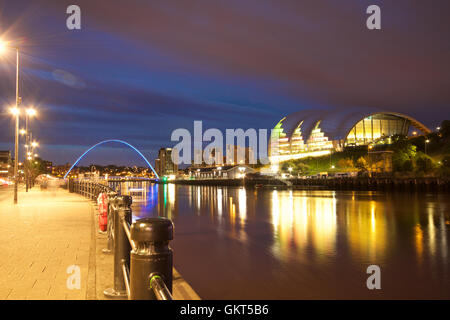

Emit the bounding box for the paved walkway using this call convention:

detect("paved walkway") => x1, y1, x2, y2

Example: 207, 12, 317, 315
0, 186, 92, 300
0, 185, 200, 300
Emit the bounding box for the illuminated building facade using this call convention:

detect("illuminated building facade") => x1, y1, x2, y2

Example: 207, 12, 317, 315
0, 150, 11, 178
156, 148, 178, 177
270, 108, 431, 162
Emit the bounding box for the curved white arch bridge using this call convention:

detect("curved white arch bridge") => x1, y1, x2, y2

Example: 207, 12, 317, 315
63, 139, 159, 180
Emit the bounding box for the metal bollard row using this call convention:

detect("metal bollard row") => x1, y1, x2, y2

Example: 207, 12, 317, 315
104, 197, 174, 300
68, 178, 174, 300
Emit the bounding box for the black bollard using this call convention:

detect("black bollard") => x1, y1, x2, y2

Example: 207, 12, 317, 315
129, 217, 174, 300
104, 196, 132, 298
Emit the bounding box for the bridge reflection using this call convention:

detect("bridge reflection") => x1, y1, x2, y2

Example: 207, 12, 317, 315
107, 181, 449, 297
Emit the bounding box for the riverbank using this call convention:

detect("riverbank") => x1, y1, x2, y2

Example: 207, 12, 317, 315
171, 176, 450, 191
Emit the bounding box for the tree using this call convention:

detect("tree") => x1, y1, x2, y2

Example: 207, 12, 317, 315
390, 135, 417, 172
296, 163, 310, 175
442, 155, 450, 168
415, 154, 434, 173
337, 158, 354, 169
440, 120, 450, 138
402, 159, 414, 172
356, 157, 368, 171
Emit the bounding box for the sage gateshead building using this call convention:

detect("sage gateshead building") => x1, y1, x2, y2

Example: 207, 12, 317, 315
270, 107, 431, 162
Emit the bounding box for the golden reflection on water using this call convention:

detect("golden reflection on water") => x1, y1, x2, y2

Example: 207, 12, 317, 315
120, 182, 449, 273
271, 190, 337, 260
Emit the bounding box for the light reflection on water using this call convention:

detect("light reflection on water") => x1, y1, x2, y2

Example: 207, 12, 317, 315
112, 181, 450, 299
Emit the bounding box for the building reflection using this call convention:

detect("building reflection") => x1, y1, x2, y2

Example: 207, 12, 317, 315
157, 183, 177, 219
123, 183, 448, 282
271, 190, 337, 260
343, 197, 388, 261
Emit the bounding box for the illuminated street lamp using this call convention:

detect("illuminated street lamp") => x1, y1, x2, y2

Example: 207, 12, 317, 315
26, 108, 36, 117
368, 145, 373, 176
425, 139, 430, 155
238, 166, 246, 186
9, 107, 20, 204
2, 39, 20, 203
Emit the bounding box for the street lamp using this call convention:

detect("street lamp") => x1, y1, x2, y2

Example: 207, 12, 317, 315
425, 139, 430, 155
9, 107, 20, 204
2, 39, 20, 204
368, 145, 373, 176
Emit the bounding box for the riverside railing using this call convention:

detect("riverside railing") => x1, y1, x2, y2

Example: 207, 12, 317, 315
69, 179, 174, 300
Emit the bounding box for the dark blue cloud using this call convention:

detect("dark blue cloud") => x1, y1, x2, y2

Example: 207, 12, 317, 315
0, 0, 449, 165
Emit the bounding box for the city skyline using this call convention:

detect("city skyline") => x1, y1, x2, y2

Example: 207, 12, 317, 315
0, 1, 449, 165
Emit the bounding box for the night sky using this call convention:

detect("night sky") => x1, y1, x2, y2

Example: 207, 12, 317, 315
0, 1, 449, 166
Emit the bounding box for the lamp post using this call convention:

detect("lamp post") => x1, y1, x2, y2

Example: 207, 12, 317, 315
1, 40, 20, 203
25, 108, 36, 191
9, 107, 19, 203
368, 145, 373, 177
238, 166, 246, 187
425, 139, 430, 155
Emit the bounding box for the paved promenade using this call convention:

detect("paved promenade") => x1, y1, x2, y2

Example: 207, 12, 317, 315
0, 185, 200, 300
0, 186, 92, 299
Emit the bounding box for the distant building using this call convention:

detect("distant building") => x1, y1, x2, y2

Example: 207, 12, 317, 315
155, 158, 161, 176
52, 163, 72, 178
190, 165, 254, 179
270, 108, 431, 162
192, 144, 255, 168
43, 160, 53, 174
0, 150, 11, 177
157, 148, 178, 176
225, 145, 255, 165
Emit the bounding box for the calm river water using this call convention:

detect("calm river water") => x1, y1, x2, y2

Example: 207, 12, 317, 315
112, 182, 450, 299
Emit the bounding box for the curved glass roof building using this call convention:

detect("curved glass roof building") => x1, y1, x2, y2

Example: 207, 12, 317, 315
270, 107, 431, 162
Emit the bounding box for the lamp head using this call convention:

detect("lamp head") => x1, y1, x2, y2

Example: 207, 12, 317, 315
0, 40, 7, 53
9, 107, 19, 116
26, 108, 37, 116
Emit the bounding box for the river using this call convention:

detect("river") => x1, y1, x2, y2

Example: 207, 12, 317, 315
111, 181, 450, 299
